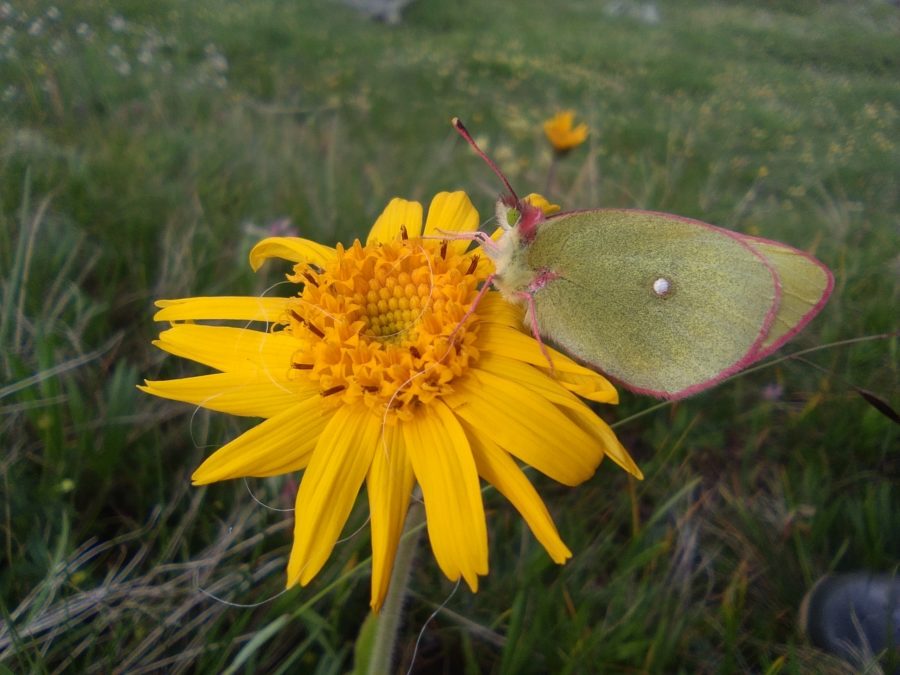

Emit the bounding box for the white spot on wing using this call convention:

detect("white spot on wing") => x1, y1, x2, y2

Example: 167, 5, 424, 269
653, 277, 671, 297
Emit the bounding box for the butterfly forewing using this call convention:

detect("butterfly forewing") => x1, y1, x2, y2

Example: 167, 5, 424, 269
526, 210, 781, 398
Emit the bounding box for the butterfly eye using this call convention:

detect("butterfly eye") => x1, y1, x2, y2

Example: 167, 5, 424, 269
652, 277, 672, 297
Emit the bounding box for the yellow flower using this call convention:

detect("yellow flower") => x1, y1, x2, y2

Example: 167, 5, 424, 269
141, 191, 641, 610
523, 193, 561, 215
543, 110, 589, 152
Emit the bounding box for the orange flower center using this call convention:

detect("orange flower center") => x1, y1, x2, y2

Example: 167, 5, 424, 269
282, 237, 487, 421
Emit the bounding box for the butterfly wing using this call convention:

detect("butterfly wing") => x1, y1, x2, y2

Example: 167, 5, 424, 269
736, 234, 834, 361
525, 209, 783, 399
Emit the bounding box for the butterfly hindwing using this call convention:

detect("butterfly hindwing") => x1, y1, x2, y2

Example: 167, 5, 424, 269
736, 234, 833, 361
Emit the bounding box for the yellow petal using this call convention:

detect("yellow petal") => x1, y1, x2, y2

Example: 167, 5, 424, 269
476, 305, 619, 401
551, 369, 619, 404
474, 352, 600, 413
466, 426, 571, 563
423, 191, 480, 254
570, 124, 589, 144
249, 237, 337, 273
477, 292, 525, 328
402, 402, 488, 591
153, 325, 297, 374
523, 193, 561, 216
475, 350, 631, 474
191, 396, 332, 484
367, 424, 415, 611
140, 371, 314, 418
287, 405, 380, 586
477, 321, 612, 379
560, 405, 642, 479
366, 198, 424, 245
445, 372, 602, 486
154, 296, 290, 323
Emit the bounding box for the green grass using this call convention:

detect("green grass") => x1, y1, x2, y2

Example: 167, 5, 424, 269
1, 0, 898, 672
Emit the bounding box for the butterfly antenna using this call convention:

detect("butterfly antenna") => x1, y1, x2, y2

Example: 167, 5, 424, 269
451, 117, 518, 202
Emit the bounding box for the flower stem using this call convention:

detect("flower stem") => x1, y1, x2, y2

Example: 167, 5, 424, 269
365, 500, 425, 675
545, 154, 558, 195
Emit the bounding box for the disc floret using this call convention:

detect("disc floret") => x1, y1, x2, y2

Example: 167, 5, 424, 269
283, 238, 485, 421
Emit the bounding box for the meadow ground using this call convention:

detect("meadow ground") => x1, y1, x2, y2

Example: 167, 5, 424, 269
1, 0, 898, 672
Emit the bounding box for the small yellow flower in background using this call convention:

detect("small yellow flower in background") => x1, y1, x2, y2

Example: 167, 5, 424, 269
543, 110, 589, 153
141, 191, 640, 610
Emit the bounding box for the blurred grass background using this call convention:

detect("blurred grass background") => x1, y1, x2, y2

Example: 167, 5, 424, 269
1, 0, 898, 672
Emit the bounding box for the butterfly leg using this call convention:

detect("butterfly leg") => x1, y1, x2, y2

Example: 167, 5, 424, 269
430, 229, 502, 257
517, 269, 562, 373
447, 273, 496, 348
515, 288, 555, 375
